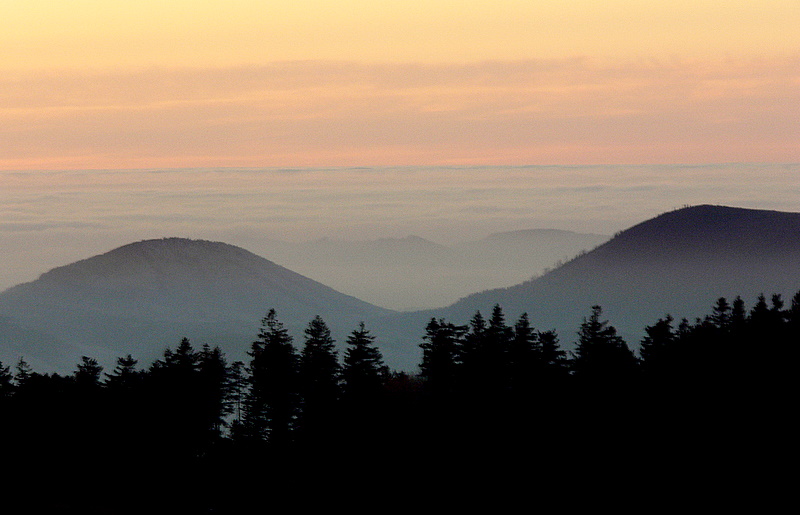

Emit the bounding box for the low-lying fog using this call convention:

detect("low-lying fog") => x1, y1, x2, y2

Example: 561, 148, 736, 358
2, 164, 797, 309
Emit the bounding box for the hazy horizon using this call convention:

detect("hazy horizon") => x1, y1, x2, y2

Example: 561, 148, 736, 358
2, 163, 798, 308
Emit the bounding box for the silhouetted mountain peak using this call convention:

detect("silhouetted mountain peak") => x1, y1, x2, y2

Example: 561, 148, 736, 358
444, 204, 800, 349
8, 237, 393, 313
33, 238, 279, 286
582, 204, 800, 264
0, 238, 392, 371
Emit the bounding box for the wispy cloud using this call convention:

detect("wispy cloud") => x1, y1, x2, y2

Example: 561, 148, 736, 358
2, 56, 798, 168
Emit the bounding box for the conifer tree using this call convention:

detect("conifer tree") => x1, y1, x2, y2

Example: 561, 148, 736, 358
170, 338, 202, 373
785, 290, 800, 348
149, 338, 202, 403
0, 361, 13, 400
749, 293, 770, 331
419, 318, 466, 398
67, 356, 105, 451
570, 306, 639, 449
507, 312, 544, 396
485, 304, 513, 392
572, 305, 638, 383
458, 305, 515, 396
459, 310, 487, 395
743, 293, 778, 379
104, 354, 141, 390
341, 322, 388, 403
731, 296, 748, 333
779, 289, 800, 386
226, 360, 248, 428
298, 315, 341, 442
788, 290, 800, 331
245, 309, 300, 445
198, 344, 232, 438
339, 321, 389, 452
0, 361, 12, 448
710, 297, 732, 331
102, 354, 145, 455
538, 330, 569, 379
74, 356, 103, 389
725, 295, 750, 366
14, 357, 32, 388
639, 315, 676, 377
146, 338, 206, 455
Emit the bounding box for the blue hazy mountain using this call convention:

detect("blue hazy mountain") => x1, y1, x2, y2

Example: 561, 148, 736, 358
241, 230, 608, 310
0, 238, 393, 372
2, 205, 799, 373
425, 204, 800, 353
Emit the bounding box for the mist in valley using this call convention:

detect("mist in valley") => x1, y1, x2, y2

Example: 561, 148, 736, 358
2, 163, 796, 306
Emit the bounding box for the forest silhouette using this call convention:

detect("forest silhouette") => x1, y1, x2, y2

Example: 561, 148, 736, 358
1, 290, 796, 512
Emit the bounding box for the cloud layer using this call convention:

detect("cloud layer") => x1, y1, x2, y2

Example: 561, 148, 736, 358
2, 56, 798, 168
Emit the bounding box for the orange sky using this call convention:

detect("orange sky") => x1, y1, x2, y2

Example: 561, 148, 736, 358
2, 1, 799, 168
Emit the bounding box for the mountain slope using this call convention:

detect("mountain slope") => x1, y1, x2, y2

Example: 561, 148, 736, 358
4, 206, 799, 373
0, 238, 393, 372
246, 230, 607, 310
433, 205, 800, 347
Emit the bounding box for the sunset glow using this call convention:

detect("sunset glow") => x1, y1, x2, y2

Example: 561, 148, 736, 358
2, 1, 799, 168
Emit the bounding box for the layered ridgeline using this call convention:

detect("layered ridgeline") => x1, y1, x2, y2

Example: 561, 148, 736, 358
430, 204, 800, 348
250, 229, 607, 310
2, 205, 800, 373
0, 238, 393, 372
0, 230, 608, 373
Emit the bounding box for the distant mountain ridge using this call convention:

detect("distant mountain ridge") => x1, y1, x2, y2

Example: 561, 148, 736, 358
253, 229, 607, 310
433, 204, 800, 347
0, 238, 392, 372
2, 237, 388, 317
0, 230, 606, 372
2, 205, 799, 373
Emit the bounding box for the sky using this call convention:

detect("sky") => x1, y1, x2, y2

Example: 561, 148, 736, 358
2, 1, 799, 169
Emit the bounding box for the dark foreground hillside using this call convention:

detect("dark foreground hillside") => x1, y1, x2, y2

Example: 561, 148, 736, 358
1, 291, 796, 512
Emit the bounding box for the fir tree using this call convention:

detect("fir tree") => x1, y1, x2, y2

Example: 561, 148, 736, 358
780, 289, 800, 386
639, 315, 676, 377
147, 338, 206, 455
0, 360, 13, 399
226, 360, 248, 427
104, 354, 141, 390
459, 310, 487, 395
538, 330, 569, 380
74, 356, 103, 389
572, 305, 638, 383
507, 312, 542, 396
341, 321, 388, 403
749, 293, 770, 331
710, 297, 732, 331
340, 321, 389, 453
198, 344, 232, 438
419, 318, 466, 398
298, 315, 341, 443
484, 304, 513, 392
245, 309, 300, 446
14, 358, 32, 390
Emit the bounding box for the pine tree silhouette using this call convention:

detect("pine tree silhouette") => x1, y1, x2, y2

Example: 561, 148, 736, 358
244, 309, 300, 447
298, 315, 341, 447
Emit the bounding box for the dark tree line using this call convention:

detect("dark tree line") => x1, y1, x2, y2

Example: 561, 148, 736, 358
1, 291, 797, 511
